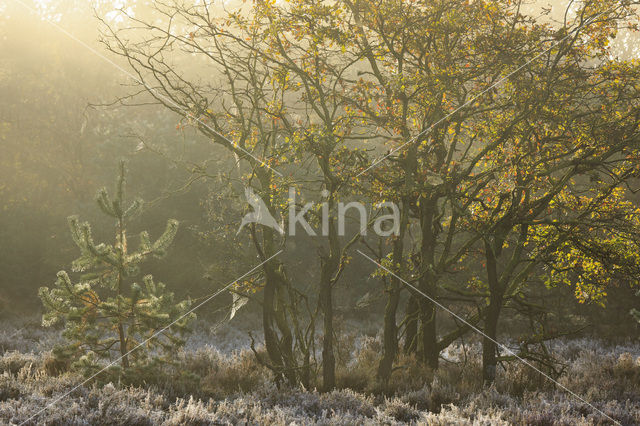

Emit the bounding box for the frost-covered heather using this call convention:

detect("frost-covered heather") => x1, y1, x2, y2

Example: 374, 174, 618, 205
0, 317, 65, 356
1, 318, 639, 425
183, 317, 259, 354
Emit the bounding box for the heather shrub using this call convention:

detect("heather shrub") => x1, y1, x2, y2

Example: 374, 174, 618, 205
0, 351, 40, 376
0, 376, 22, 402
380, 397, 420, 422
43, 351, 70, 377
200, 348, 268, 398
612, 352, 640, 378
336, 336, 380, 392
335, 336, 433, 395
387, 353, 435, 394
431, 346, 483, 401
558, 349, 640, 403
93, 346, 272, 401
256, 387, 378, 420
496, 360, 559, 398
0, 318, 63, 355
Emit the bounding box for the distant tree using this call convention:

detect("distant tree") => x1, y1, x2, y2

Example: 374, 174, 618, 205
39, 161, 194, 373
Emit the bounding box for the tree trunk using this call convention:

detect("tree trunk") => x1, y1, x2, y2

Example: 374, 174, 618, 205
274, 280, 298, 384
262, 266, 286, 382
403, 295, 419, 354
377, 189, 409, 386
252, 174, 298, 385
320, 206, 340, 391
482, 239, 503, 385
418, 199, 439, 369
118, 323, 129, 368
482, 293, 502, 385
319, 273, 335, 390
420, 297, 439, 369
377, 282, 400, 386
116, 219, 129, 369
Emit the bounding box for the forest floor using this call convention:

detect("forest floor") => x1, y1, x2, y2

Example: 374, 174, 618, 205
0, 316, 639, 425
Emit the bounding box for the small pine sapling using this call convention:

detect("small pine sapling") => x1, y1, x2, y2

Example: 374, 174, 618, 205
39, 161, 194, 376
